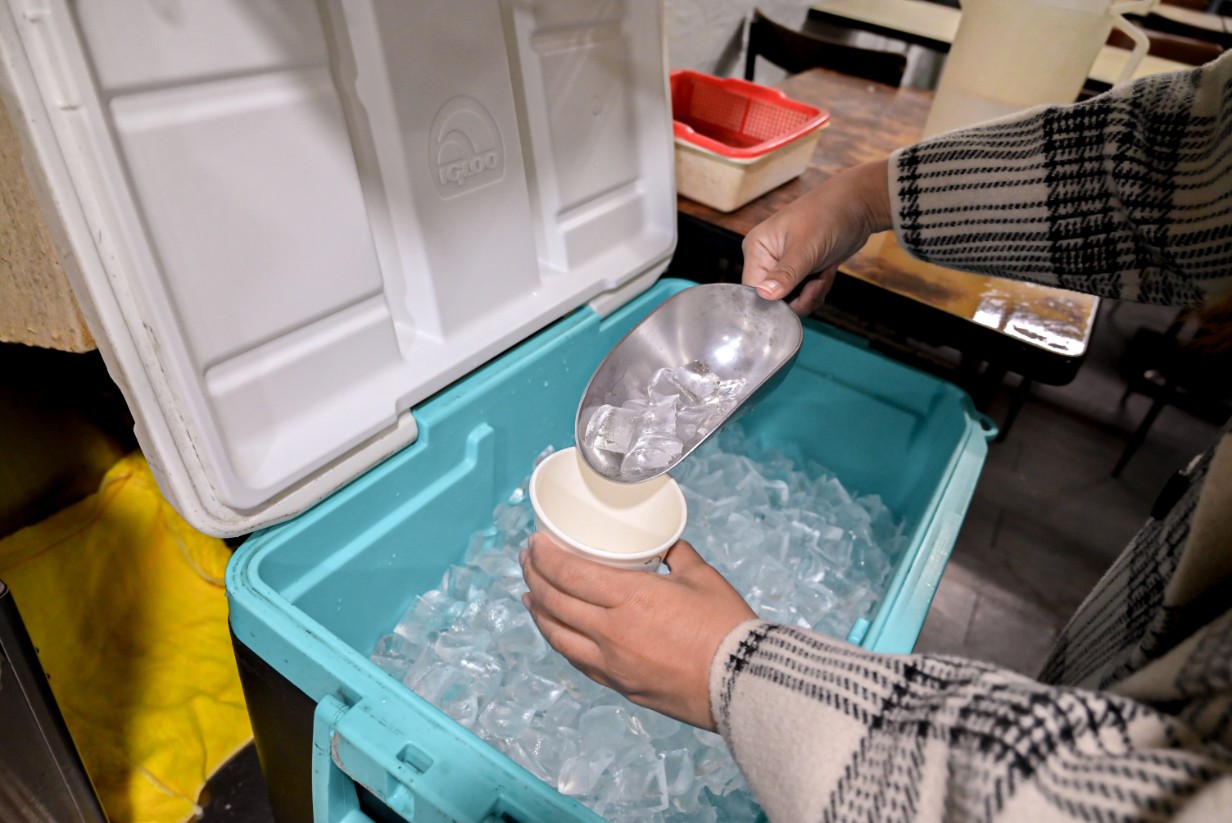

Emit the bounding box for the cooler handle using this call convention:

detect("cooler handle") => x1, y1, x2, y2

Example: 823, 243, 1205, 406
313, 694, 497, 823
314, 695, 395, 822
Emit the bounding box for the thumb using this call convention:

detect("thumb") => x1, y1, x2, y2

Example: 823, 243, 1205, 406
754, 268, 795, 300
752, 247, 819, 301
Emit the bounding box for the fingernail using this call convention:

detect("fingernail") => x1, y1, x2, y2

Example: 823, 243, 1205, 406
519, 549, 528, 567
758, 279, 783, 298
521, 593, 532, 609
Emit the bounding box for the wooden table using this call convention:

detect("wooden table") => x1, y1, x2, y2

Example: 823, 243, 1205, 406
669, 68, 1101, 428
806, 0, 1192, 91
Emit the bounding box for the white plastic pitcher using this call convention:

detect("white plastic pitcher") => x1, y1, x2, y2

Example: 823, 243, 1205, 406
922, 0, 1159, 138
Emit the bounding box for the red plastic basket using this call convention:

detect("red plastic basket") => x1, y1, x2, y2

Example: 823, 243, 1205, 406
670, 69, 829, 159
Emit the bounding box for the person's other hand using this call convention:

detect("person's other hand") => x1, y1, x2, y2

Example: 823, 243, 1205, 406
742, 158, 892, 316
521, 533, 757, 731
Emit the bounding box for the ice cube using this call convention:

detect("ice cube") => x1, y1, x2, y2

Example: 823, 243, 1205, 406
410, 664, 463, 705
671, 781, 710, 818
452, 649, 504, 697
506, 728, 576, 784
630, 707, 681, 742
793, 584, 838, 627
620, 435, 684, 477
504, 667, 565, 713
672, 362, 721, 401
465, 529, 497, 563
709, 785, 761, 820
440, 689, 480, 730
678, 801, 717, 823
478, 701, 537, 739
600, 745, 661, 808
694, 745, 740, 793
491, 611, 548, 664
758, 525, 793, 565
692, 727, 726, 749
494, 503, 532, 541
633, 395, 678, 438
585, 404, 641, 454
442, 566, 487, 601
558, 748, 616, 796
370, 633, 417, 678
661, 748, 694, 797
764, 478, 790, 507
397, 590, 461, 638
502, 734, 549, 782
474, 598, 518, 634
711, 376, 744, 406
433, 626, 492, 663
674, 404, 714, 441
579, 705, 640, 751
400, 647, 443, 691
544, 694, 582, 730
817, 532, 855, 568
472, 548, 521, 580
647, 367, 688, 403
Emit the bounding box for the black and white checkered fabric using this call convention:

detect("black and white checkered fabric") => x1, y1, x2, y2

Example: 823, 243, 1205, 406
894, 55, 1232, 308
712, 53, 1232, 823
718, 618, 1231, 822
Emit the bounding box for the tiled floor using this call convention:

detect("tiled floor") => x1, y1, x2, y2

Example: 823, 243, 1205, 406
913, 298, 1222, 674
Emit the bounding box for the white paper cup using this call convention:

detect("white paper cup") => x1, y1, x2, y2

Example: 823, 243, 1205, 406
529, 447, 687, 571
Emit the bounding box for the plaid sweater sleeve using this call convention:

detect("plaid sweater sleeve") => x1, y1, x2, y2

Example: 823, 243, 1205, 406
708, 57, 1232, 823
709, 616, 1232, 822
889, 51, 1232, 307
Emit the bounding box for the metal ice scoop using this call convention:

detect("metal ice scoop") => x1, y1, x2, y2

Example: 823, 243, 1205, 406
576, 283, 803, 483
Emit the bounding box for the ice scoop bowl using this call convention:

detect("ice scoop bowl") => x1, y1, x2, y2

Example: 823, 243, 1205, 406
576, 282, 803, 483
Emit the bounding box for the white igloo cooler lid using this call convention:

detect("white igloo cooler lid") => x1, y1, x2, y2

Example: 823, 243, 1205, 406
1, 0, 676, 536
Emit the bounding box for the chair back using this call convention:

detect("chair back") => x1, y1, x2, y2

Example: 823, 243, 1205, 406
744, 9, 908, 87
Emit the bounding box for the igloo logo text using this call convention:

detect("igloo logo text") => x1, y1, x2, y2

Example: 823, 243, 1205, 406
431, 96, 504, 198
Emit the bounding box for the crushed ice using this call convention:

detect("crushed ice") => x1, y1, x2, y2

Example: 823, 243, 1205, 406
371, 425, 905, 822
583, 363, 745, 478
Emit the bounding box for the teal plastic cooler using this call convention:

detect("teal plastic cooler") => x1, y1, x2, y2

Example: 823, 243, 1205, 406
225, 278, 991, 822
4, 1, 991, 820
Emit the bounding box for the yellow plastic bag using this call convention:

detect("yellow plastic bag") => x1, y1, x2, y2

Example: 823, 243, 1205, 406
0, 453, 252, 823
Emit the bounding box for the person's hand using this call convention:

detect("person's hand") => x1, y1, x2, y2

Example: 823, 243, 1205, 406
742, 158, 892, 315
520, 533, 757, 731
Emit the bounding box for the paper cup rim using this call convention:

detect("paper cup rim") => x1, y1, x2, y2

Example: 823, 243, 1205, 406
529, 448, 687, 561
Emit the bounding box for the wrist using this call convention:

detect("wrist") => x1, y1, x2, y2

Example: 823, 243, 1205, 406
847, 159, 892, 237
